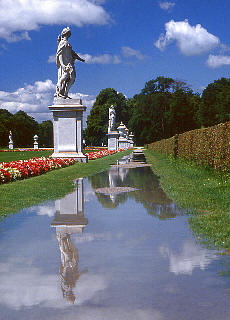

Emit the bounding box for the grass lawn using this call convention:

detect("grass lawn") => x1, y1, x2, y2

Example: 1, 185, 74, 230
144, 149, 230, 250
0, 149, 103, 163
0, 150, 131, 218
0, 150, 53, 162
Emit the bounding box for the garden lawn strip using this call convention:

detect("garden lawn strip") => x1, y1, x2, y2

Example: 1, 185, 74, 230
144, 149, 230, 250
0, 150, 131, 218
0, 150, 53, 163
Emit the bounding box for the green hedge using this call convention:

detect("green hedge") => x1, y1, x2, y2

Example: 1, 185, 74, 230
147, 122, 230, 171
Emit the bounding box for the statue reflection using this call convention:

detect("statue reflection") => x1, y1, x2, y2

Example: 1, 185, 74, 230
51, 178, 88, 304
89, 153, 184, 218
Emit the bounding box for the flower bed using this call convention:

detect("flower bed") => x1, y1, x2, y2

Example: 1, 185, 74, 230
85, 149, 118, 160
0, 157, 76, 184
0, 149, 122, 184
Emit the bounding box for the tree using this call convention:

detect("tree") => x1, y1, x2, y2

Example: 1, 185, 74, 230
11, 111, 39, 147
128, 76, 200, 145
199, 78, 230, 127
38, 120, 53, 147
0, 109, 13, 147
84, 88, 129, 146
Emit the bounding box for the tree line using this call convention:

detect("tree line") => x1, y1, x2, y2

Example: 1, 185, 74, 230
84, 76, 230, 146
1, 76, 230, 148
0, 109, 53, 147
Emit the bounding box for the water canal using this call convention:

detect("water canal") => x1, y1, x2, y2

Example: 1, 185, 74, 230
1, 153, 230, 319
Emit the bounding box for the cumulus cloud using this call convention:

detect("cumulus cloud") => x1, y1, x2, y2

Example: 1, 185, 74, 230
159, 1, 175, 10
206, 54, 230, 68
0, 259, 108, 309
49, 46, 146, 65
0, 0, 110, 42
159, 240, 216, 275
80, 53, 121, 64
0, 79, 95, 125
48, 53, 121, 64
155, 20, 220, 55
121, 46, 146, 60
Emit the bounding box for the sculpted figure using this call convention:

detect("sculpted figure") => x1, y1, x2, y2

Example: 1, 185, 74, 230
9, 130, 13, 143
108, 105, 116, 132
55, 27, 85, 99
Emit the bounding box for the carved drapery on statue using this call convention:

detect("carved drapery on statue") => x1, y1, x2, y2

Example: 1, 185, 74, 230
108, 105, 116, 132
55, 27, 85, 99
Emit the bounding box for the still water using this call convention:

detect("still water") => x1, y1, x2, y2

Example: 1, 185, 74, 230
1, 153, 230, 320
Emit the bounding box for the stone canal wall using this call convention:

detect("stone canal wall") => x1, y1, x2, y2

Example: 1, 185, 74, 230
147, 121, 230, 171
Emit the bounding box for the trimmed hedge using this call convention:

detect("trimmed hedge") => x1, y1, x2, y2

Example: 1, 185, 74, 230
147, 122, 230, 171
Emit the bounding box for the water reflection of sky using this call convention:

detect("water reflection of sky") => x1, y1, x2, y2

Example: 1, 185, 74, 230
1, 160, 230, 319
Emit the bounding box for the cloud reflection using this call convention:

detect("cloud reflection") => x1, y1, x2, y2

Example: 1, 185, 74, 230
159, 240, 216, 275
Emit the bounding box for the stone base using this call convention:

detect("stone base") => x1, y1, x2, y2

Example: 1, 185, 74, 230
107, 131, 119, 151
9, 143, 13, 150
118, 138, 128, 150
34, 143, 38, 150
51, 152, 88, 163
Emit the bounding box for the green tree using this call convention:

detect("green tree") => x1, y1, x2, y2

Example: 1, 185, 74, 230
128, 76, 200, 145
200, 78, 230, 127
0, 109, 13, 147
84, 88, 129, 146
38, 120, 53, 147
11, 111, 39, 147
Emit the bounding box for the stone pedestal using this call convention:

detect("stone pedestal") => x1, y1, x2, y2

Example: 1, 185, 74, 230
49, 98, 87, 162
107, 131, 119, 151
118, 137, 128, 150
34, 134, 39, 149
9, 143, 13, 150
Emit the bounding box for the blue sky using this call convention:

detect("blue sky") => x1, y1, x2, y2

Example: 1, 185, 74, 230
0, 0, 230, 124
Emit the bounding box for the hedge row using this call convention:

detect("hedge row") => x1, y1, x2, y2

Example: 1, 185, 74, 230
147, 122, 230, 171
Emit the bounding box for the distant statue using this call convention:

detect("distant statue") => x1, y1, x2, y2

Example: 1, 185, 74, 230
108, 105, 116, 132
55, 27, 85, 99
9, 131, 13, 143
8, 130, 13, 149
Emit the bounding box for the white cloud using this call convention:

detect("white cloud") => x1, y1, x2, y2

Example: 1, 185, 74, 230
49, 46, 146, 65
121, 46, 146, 60
0, 0, 110, 42
0, 79, 95, 125
0, 258, 108, 309
206, 54, 230, 68
48, 53, 121, 64
77, 53, 121, 64
48, 55, 56, 63
159, 1, 175, 10
155, 20, 220, 55
159, 240, 216, 275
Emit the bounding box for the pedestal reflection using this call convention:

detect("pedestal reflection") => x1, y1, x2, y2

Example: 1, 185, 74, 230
51, 178, 88, 304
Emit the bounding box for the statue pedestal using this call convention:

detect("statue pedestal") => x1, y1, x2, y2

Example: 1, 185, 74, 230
49, 98, 87, 163
9, 143, 13, 150
118, 137, 128, 150
107, 131, 119, 151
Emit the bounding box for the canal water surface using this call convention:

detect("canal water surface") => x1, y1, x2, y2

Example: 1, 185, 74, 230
1, 153, 230, 320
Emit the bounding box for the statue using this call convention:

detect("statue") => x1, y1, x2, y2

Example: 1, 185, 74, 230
9, 130, 13, 149
9, 131, 13, 143
108, 105, 116, 132
55, 27, 85, 99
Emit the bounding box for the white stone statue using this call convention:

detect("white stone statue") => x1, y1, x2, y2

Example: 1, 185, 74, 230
108, 105, 116, 132
9, 131, 13, 143
55, 27, 85, 99
9, 130, 13, 149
